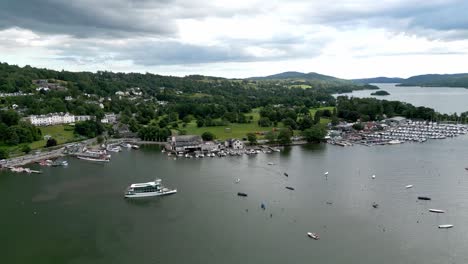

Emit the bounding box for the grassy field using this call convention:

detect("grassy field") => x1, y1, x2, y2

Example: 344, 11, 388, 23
29, 125, 79, 149
2, 124, 81, 157
183, 109, 282, 140
181, 107, 333, 140
310, 106, 335, 116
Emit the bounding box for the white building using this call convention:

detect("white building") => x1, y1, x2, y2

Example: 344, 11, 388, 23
225, 139, 244, 149
75, 115, 93, 122
28, 113, 75, 126
101, 113, 117, 124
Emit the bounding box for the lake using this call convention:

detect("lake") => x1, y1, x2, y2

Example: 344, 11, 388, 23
1, 139, 468, 264
337, 83, 468, 114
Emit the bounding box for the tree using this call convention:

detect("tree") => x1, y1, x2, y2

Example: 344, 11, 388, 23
21, 144, 31, 154
0, 148, 9, 159
0, 110, 20, 126
158, 117, 168, 128
197, 119, 205, 127
97, 136, 104, 144
303, 124, 327, 143
331, 116, 339, 126
246, 133, 257, 145
314, 111, 321, 124
282, 117, 297, 130
46, 138, 57, 148
201, 131, 215, 141
265, 131, 277, 143
258, 117, 271, 127
299, 115, 313, 130
352, 123, 365, 130
277, 129, 292, 145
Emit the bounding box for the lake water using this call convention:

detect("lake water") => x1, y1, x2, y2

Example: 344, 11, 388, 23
337, 83, 468, 114
1, 139, 468, 264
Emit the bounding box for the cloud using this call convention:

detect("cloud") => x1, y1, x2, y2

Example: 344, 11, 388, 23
1, 0, 468, 78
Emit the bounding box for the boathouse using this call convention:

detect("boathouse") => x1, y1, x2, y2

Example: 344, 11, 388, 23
168, 135, 203, 153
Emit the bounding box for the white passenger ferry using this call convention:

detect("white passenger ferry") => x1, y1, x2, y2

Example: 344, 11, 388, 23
124, 179, 177, 198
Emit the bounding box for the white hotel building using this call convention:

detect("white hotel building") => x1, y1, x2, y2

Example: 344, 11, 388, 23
27, 113, 94, 126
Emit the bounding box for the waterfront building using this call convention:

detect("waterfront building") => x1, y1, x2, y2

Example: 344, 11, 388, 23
168, 135, 203, 152
225, 139, 244, 150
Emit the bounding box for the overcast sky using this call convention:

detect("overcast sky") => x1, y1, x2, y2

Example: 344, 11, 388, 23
1, 0, 468, 78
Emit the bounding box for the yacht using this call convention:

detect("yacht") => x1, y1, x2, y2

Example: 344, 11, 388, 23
125, 179, 177, 198
77, 155, 110, 162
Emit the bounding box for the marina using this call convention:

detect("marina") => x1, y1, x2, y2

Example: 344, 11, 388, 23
330, 120, 468, 147
1, 138, 468, 264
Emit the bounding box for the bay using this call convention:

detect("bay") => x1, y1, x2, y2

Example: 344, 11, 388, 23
336, 83, 468, 114
1, 137, 468, 264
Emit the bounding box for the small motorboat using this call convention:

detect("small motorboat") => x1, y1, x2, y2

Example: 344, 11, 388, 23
131, 145, 140, 149
307, 232, 319, 240
372, 202, 379, 208
418, 196, 431, 201
465, 167, 468, 171
268, 162, 275, 165
284, 172, 289, 177
285, 186, 295, 191
235, 178, 240, 183
429, 209, 445, 213
371, 174, 376, 179
438, 224, 454, 229
324, 171, 329, 176
237, 192, 248, 197
405, 185, 413, 189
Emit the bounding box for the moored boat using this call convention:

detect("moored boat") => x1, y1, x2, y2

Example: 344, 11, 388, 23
307, 232, 319, 240
438, 224, 454, 229
405, 185, 413, 189
237, 192, 248, 197
418, 196, 431, 201
77, 155, 110, 162
125, 178, 177, 198
285, 186, 295, 190
429, 209, 445, 213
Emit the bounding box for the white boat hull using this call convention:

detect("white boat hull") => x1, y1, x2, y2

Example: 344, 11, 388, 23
125, 189, 177, 198
438, 224, 454, 229
77, 156, 110, 162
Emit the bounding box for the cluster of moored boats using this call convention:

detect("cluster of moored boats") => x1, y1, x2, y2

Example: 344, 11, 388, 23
75, 142, 139, 163
362, 122, 467, 145
167, 147, 281, 159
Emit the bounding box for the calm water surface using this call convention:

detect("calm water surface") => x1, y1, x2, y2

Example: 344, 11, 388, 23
337, 83, 468, 114
1, 138, 468, 264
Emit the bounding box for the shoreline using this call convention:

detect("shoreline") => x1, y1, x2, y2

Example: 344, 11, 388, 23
0, 137, 312, 167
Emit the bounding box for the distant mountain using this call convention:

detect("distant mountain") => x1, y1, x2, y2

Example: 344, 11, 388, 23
248, 71, 346, 82
398, 73, 468, 88
352, 77, 405, 84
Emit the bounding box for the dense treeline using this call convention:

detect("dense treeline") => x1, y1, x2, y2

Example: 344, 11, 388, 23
337, 96, 468, 122
0, 110, 41, 146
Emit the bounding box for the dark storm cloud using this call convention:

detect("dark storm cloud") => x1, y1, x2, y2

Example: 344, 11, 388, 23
0, 0, 179, 37
302, 0, 468, 39
51, 37, 325, 66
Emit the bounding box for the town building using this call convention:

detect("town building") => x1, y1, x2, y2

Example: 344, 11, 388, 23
27, 113, 75, 126
225, 139, 244, 149
101, 113, 117, 124
385, 116, 407, 126
201, 141, 221, 152
168, 135, 203, 153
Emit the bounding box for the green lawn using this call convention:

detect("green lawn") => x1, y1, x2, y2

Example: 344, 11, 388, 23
310, 106, 335, 117
2, 125, 82, 157
180, 107, 332, 140
182, 109, 281, 140
31, 125, 80, 149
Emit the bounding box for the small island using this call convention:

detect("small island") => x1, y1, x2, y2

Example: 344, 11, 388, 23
371, 90, 390, 96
